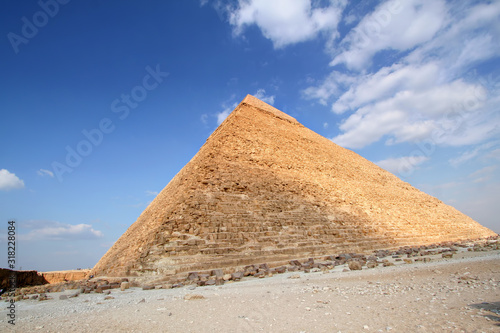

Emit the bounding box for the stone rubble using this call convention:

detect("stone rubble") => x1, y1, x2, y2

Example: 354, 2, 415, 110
3, 237, 498, 303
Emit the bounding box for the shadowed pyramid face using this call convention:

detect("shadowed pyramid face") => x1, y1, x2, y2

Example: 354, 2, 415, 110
92, 95, 496, 278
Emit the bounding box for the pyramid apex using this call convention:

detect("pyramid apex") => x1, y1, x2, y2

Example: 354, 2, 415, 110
240, 94, 298, 124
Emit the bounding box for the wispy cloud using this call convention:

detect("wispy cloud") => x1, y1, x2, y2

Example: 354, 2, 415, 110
330, 0, 448, 70
468, 165, 498, 184
253, 88, 275, 105
449, 141, 500, 167
216, 102, 237, 125
0, 169, 25, 191
19, 220, 104, 241
375, 155, 428, 175
37, 169, 54, 177
145, 190, 159, 196
302, 1, 500, 150
485, 148, 500, 161
200, 113, 209, 125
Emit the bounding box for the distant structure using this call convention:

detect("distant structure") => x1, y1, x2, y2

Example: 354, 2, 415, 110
92, 95, 496, 277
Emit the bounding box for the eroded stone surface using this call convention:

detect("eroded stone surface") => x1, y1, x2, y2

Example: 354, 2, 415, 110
91, 95, 496, 278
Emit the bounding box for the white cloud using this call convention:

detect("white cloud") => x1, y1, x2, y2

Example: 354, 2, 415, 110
253, 88, 275, 105
302, 1, 500, 151
343, 13, 357, 26
330, 77, 494, 149
216, 103, 236, 125
302, 71, 356, 105
449, 141, 500, 167
37, 169, 54, 178
330, 0, 447, 70
145, 190, 159, 196
485, 148, 500, 161
376, 155, 428, 175
19, 220, 104, 241
330, 62, 441, 114
229, 0, 346, 48
200, 113, 208, 124
0, 169, 25, 191
406, 1, 500, 73
468, 165, 497, 184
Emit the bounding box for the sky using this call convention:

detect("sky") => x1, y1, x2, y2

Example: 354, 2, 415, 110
0, 0, 499, 272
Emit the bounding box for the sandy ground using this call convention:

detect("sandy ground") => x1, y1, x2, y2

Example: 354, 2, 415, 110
1, 249, 499, 333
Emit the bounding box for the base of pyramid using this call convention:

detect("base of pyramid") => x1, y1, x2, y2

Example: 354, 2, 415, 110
94, 234, 498, 279
91, 236, 499, 288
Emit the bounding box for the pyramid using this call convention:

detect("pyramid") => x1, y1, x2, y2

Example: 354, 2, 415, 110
92, 95, 496, 277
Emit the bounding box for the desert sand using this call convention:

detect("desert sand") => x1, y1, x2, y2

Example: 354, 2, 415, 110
2, 247, 499, 333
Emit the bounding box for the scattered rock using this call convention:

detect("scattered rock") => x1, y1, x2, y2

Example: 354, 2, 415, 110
104, 296, 114, 300
59, 295, 68, 300
231, 272, 243, 281
187, 272, 199, 281
212, 269, 224, 279
184, 294, 205, 300
275, 266, 287, 274
289, 274, 301, 279
348, 261, 362, 271
120, 281, 130, 291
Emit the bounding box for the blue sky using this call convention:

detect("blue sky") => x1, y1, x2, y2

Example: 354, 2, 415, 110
0, 0, 499, 271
